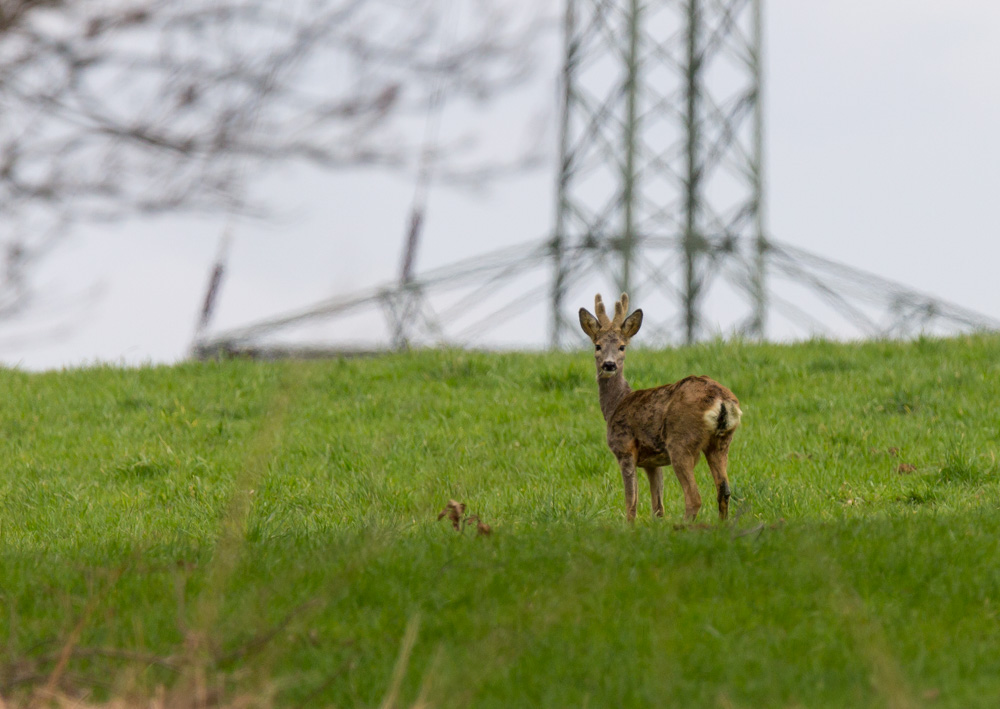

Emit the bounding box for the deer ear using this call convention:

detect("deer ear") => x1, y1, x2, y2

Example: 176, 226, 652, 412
621, 309, 643, 338
579, 308, 601, 341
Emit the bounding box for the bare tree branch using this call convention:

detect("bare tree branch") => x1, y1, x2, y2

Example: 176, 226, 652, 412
0, 0, 554, 321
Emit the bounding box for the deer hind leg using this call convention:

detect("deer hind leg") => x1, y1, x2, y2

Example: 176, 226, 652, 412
617, 454, 639, 522
705, 436, 733, 520
667, 447, 702, 521
643, 467, 664, 518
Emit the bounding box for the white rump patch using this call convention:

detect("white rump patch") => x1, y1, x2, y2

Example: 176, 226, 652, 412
703, 403, 721, 429
704, 400, 742, 432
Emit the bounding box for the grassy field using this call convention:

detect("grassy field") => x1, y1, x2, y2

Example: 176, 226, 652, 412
2, 336, 1000, 707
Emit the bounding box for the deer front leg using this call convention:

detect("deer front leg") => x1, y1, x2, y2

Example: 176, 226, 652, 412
644, 466, 664, 518
617, 455, 638, 522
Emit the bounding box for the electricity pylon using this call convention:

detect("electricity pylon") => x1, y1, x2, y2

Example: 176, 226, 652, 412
551, 0, 766, 347
192, 0, 999, 359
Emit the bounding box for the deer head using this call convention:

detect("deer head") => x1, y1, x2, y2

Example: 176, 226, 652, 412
578, 293, 643, 378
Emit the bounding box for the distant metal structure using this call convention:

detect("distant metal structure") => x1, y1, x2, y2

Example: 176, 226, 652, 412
192, 0, 999, 359
552, 0, 765, 347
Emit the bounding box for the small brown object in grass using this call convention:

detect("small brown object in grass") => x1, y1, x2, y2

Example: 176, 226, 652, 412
437, 501, 492, 535
466, 514, 492, 536
436, 500, 466, 531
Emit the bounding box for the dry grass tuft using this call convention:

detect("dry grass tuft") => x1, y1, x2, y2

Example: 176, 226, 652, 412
436, 500, 466, 530
436, 501, 491, 535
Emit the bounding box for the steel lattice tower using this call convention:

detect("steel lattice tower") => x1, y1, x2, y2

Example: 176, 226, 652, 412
192, 0, 999, 359
552, 0, 766, 346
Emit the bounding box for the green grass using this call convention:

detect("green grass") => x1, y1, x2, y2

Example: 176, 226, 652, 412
2, 335, 1000, 706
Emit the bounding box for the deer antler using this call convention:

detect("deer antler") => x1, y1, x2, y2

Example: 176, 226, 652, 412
613, 293, 629, 328
594, 294, 612, 328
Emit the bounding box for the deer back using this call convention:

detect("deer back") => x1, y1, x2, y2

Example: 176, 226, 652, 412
606, 375, 740, 465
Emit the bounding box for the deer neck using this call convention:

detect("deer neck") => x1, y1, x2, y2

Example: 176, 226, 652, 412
598, 370, 631, 422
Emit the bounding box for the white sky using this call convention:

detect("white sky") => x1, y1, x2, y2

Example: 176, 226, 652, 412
2, 0, 1000, 370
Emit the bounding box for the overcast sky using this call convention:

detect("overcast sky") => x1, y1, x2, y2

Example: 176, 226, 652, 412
2, 0, 999, 370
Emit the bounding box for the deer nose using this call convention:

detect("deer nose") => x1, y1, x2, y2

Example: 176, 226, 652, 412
602, 361, 617, 372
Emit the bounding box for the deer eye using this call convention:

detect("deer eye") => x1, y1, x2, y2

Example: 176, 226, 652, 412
619, 345, 625, 351
595, 344, 601, 351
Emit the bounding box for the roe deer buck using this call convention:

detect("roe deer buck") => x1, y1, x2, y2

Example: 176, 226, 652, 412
579, 293, 742, 522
